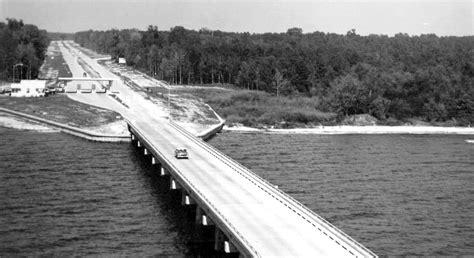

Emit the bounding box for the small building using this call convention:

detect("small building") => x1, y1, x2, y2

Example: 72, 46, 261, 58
118, 57, 126, 64
10, 80, 47, 97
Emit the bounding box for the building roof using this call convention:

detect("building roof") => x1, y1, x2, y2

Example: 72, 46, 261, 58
10, 83, 21, 89
12, 80, 47, 89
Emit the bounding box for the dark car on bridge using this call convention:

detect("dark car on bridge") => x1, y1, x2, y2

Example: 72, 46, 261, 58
174, 148, 188, 159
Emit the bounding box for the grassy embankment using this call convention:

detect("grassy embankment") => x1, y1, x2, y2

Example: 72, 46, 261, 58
172, 87, 466, 128
38, 41, 72, 81
0, 95, 121, 128
174, 87, 337, 128
97, 59, 220, 125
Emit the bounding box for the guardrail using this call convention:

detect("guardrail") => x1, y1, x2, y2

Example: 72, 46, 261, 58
128, 121, 261, 257
169, 121, 377, 257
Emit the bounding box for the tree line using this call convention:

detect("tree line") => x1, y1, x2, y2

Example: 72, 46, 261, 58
74, 26, 473, 124
0, 18, 49, 82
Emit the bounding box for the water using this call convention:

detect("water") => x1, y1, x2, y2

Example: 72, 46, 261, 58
1, 128, 473, 256
209, 132, 474, 256
0, 128, 196, 256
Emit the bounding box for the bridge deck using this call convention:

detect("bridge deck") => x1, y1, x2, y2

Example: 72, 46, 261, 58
58, 40, 376, 257
129, 117, 376, 257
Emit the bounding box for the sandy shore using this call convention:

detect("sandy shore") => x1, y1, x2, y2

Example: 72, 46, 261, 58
4, 111, 472, 136
83, 120, 129, 136
0, 114, 58, 132
0, 112, 129, 137
223, 125, 474, 135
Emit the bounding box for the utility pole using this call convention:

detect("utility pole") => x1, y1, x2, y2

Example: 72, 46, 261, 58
168, 85, 171, 121
13, 63, 25, 82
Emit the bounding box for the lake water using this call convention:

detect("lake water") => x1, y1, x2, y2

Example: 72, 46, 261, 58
0, 128, 196, 256
1, 127, 473, 256
210, 132, 474, 256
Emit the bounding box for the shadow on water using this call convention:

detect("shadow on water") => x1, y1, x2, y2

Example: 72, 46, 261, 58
128, 143, 238, 258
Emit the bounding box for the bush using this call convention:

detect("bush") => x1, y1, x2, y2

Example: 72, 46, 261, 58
180, 87, 338, 128
342, 114, 378, 126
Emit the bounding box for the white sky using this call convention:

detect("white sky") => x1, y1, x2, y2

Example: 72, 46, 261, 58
0, 0, 472, 36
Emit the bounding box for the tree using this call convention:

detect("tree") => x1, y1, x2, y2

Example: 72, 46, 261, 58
330, 74, 362, 116
71, 25, 473, 124
0, 18, 48, 81
273, 69, 290, 97
287, 27, 303, 36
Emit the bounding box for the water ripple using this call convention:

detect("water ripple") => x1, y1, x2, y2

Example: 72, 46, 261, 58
209, 132, 474, 256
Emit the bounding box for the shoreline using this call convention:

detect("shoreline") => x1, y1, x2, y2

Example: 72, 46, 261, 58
5, 113, 472, 137
0, 114, 58, 132
0, 108, 130, 142
223, 125, 474, 135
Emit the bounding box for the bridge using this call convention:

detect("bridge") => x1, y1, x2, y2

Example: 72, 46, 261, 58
126, 116, 377, 257
58, 77, 117, 93
58, 41, 377, 257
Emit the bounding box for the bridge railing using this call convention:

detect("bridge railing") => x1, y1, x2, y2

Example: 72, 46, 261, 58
128, 121, 261, 258
169, 121, 377, 258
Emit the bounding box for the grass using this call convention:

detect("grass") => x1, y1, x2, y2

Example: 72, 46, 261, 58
0, 95, 122, 128
38, 42, 72, 80
176, 88, 337, 128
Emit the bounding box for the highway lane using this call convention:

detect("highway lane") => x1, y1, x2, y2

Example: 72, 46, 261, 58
58, 40, 375, 257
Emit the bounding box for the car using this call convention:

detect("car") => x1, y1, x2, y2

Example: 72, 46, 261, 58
174, 148, 188, 159
95, 86, 106, 93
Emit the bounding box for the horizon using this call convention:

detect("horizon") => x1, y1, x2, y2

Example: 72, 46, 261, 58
1, 0, 472, 37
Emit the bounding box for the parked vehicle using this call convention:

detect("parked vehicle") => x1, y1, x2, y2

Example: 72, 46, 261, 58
95, 86, 106, 93
174, 148, 189, 159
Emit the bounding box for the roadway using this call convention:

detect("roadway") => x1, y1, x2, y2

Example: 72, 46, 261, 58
57, 41, 376, 257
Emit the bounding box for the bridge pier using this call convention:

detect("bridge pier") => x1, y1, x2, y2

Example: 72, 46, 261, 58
160, 167, 169, 176
224, 240, 239, 254
170, 177, 182, 190
129, 128, 243, 257
182, 192, 196, 206
214, 229, 239, 255
196, 207, 215, 226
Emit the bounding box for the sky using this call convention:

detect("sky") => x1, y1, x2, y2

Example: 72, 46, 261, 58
0, 0, 472, 36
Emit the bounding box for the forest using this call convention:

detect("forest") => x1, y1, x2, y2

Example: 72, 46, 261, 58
0, 19, 49, 82
74, 26, 473, 125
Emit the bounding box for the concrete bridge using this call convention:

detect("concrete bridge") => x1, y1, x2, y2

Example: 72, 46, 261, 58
57, 40, 377, 257
127, 117, 377, 257
58, 77, 117, 93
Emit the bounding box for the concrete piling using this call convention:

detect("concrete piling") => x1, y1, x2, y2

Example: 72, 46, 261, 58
170, 178, 181, 190
182, 192, 195, 206
160, 167, 169, 176
130, 130, 242, 256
